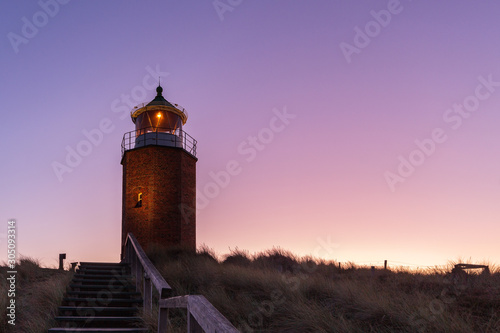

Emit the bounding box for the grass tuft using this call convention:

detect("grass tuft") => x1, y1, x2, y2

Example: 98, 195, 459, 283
223, 248, 252, 267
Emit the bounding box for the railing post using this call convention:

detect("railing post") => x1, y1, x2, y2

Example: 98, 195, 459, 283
135, 260, 143, 292
126, 241, 131, 264
143, 272, 152, 313
131, 251, 136, 279
124, 242, 129, 264
129, 242, 133, 264
187, 312, 203, 333
186, 298, 203, 333
158, 307, 169, 333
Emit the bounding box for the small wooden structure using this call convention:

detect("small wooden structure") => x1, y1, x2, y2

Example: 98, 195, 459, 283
453, 263, 490, 275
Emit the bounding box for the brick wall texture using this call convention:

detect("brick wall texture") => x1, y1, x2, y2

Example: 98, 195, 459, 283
121, 145, 197, 255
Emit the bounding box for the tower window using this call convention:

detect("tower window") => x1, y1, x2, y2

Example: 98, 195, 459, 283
135, 192, 142, 208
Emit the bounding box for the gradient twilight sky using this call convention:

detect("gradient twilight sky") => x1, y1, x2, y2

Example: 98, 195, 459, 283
1, 1, 499, 268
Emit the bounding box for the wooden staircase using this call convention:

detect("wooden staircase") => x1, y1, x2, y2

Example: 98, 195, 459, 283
48, 262, 149, 333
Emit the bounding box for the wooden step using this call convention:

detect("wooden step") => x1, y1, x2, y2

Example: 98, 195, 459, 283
48, 327, 148, 332
58, 306, 139, 317
73, 278, 132, 284
73, 273, 133, 280
62, 297, 142, 308
54, 316, 142, 328
69, 283, 135, 291
79, 262, 127, 266
77, 264, 129, 270
66, 291, 141, 298
76, 268, 130, 275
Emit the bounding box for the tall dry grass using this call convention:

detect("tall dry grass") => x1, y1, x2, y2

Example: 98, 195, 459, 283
0, 257, 73, 332
145, 244, 500, 332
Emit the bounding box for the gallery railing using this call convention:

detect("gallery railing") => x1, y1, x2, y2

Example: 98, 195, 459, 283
121, 127, 197, 158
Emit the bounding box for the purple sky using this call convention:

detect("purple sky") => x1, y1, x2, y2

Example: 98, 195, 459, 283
1, 0, 500, 268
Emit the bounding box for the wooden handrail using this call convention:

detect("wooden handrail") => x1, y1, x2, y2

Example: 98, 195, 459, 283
123, 233, 172, 298
160, 295, 239, 333
123, 233, 239, 332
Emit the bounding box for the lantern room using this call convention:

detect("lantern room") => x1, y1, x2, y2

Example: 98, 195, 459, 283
131, 85, 187, 133
130, 85, 188, 148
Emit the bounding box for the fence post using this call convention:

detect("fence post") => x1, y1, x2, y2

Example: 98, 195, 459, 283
384, 260, 388, 270
59, 253, 66, 270
143, 272, 152, 313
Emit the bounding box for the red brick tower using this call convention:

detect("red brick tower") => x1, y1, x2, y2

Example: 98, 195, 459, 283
120, 85, 197, 256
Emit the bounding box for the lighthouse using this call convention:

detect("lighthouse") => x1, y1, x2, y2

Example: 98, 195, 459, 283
120, 85, 197, 257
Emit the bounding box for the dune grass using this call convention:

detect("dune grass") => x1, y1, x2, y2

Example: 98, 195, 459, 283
1, 251, 497, 332
144, 244, 500, 332
0, 257, 73, 332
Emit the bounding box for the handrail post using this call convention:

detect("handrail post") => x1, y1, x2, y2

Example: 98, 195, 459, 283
143, 272, 152, 313
127, 241, 132, 263
128, 239, 131, 262
135, 261, 142, 292
158, 307, 169, 332
187, 312, 203, 333
123, 242, 127, 263
124, 241, 129, 264
131, 250, 137, 279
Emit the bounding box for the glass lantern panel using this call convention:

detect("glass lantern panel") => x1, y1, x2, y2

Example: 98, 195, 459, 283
135, 110, 182, 136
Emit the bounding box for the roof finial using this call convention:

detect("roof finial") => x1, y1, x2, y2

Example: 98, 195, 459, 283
156, 77, 163, 96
